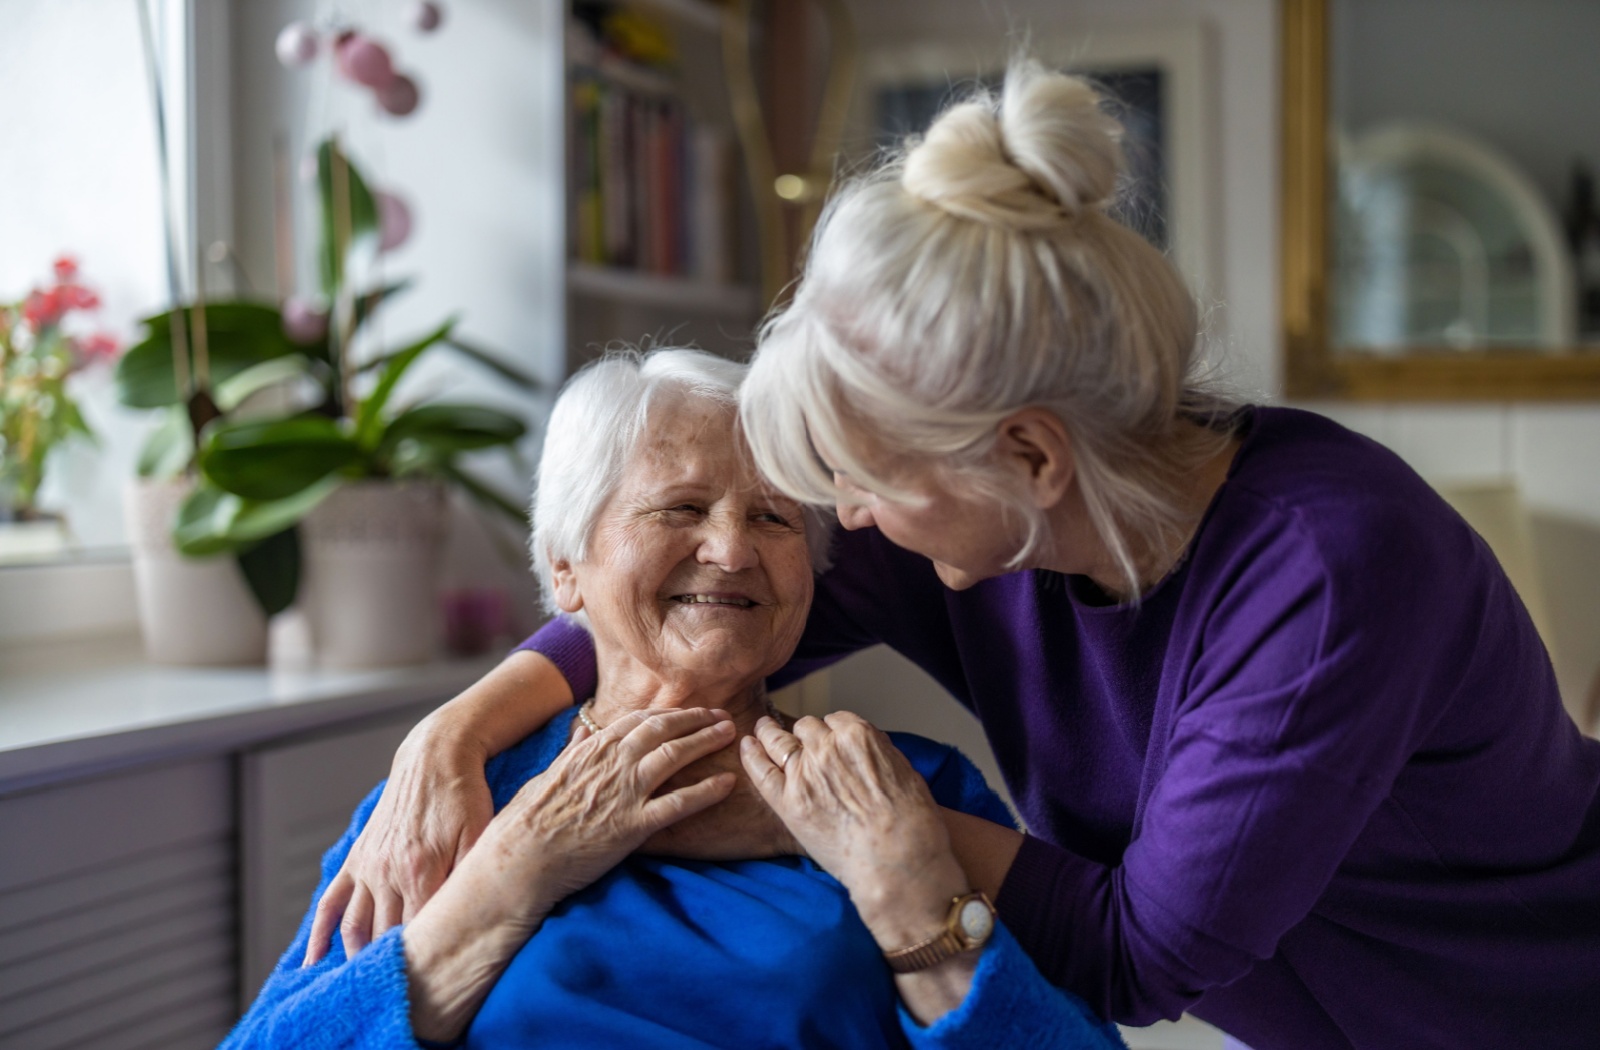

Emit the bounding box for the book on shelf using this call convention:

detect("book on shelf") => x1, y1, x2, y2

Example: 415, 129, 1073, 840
569, 71, 737, 287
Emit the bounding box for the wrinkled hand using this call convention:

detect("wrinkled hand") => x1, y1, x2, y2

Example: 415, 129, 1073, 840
640, 742, 803, 860
306, 724, 495, 965
402, 707, 739, 1042
739, 712, 961, 910
484, 707, 740, 915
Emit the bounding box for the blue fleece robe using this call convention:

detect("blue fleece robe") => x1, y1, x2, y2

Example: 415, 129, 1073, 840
222, 708, 1126, 1050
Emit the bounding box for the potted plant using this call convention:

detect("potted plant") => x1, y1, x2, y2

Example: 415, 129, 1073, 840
0, 257, 121, 560
131, 138, 535, 668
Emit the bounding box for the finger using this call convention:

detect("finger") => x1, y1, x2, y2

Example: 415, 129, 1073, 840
371, 885, 405, 942
739, 734, 787, 805
822, 709, 873, 732
636, 718, 739, 786
303, 870, 354, 966
340, 883, 376, 961
755, 716, 805, 773
640, 771, 737, 832
618, 707, 731, 759
790, 714, 833, 747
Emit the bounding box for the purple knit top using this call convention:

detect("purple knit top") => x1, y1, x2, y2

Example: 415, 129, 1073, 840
519, 407, 1600, 1049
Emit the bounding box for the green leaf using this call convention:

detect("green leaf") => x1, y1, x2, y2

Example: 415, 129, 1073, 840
442, 338, 541, 390
360, 335, 541, 392
137, 407, 194, 478
236, 528, 300, 615
317, 138, 379, 298
379, 403, 527, 461
352, 280, 413, 334
437, 462, 530, 530
174, 476, 343, 557
214, 355, 315, 413
354, 317, 456, 448
199, 415, 362, 501
173, 483, 242, 557
116, 302, 314, 408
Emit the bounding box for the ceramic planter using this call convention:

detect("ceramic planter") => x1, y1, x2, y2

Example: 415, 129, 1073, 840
300, 479, 447, 668
124, 477, 269, 665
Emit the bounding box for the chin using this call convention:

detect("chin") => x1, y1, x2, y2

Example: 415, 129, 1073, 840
933, 561, 985, 591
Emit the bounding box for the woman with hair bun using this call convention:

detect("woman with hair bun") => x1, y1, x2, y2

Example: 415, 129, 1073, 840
312, 62, 1600, 1048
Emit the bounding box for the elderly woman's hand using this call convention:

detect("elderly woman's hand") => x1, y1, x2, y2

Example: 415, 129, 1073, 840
403, 707, 740, 1042
741, 712, 979, 1026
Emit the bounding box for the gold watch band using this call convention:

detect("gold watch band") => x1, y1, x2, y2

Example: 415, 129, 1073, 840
882, 891, 995, 974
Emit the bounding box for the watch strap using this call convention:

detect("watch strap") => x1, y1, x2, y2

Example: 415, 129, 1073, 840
883, 892, 994, 974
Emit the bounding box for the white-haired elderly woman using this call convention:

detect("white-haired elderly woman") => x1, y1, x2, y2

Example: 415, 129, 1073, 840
226, 348, 1124, 1050
314, 64, 1600, 1049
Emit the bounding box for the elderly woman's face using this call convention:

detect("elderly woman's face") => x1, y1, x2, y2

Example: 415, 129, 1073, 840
555, 396, 813, 690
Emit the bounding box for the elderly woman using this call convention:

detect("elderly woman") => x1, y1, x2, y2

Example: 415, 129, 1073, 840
225, 349, 1124, 1049
316, 63, 1600, 1050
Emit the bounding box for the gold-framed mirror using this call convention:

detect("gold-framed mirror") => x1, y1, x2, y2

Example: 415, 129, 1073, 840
1282, 0, 1600, 400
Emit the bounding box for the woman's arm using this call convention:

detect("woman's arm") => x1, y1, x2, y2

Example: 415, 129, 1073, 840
305, 649, 574, 964
741, 713, 1123, 1049
232, 709, 738, 1047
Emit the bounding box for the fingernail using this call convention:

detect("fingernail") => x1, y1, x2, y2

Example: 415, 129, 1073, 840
714, 720, 735, 733
740, 736, 755, 751
756, 715, 772, 728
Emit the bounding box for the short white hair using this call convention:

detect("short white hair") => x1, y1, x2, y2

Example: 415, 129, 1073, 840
531, 347, 831, 624
740, 60, 1237, 597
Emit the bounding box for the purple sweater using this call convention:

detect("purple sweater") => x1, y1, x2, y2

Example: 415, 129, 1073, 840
521, 407, 1600, 1049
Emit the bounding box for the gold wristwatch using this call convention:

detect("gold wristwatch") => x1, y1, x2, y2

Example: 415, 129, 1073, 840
883, 891, 997, 974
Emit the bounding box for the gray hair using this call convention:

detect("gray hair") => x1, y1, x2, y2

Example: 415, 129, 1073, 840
740, 60, 1237, 597
531, 347, 831, 624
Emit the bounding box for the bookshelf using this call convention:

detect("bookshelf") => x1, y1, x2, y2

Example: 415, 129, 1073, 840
562, 0, 762, 375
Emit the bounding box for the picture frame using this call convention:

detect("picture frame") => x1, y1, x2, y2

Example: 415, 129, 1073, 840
850, 23, 1220, 300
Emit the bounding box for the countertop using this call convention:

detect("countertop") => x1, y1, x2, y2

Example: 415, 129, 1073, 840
0, 633, 495, 795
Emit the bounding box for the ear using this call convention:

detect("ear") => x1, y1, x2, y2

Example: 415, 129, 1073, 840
549, 557, 584, 615
994, 408, 1075, 510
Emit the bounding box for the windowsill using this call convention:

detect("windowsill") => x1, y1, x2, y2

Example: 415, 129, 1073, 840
0, 554, 141, 646
0, 631, 496, 795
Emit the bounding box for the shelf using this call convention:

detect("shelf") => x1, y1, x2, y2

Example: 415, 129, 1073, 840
568, 264, 760, 316
629, 0, 726, 34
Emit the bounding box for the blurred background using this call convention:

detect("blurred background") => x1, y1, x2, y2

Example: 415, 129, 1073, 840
1, 2, 1597, 1048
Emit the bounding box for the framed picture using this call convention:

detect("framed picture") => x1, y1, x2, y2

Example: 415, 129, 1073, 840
852, 24, 1219, 298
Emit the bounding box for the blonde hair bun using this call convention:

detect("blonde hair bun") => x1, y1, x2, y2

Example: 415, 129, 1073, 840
901, 61, 1125, 230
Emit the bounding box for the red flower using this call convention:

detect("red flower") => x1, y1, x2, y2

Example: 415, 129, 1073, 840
22, 288, 63, 329
52, 255, 79, 282
57, 283, 100, 311
77, 332, 121, 363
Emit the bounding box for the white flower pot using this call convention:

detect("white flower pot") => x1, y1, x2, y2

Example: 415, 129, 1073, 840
300, 480, 447, 668
124, 478, 269, 665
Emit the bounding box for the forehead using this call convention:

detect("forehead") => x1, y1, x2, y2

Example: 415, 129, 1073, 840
625, 396, 752, 488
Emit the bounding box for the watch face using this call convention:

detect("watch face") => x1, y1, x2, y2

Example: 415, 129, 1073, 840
957, 898, 994, 944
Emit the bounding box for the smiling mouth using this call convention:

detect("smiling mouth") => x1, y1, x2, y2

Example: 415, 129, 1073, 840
670, 594, 757, 608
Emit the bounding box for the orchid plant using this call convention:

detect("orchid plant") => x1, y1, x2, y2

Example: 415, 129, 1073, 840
0, 257, 121, 521
115, 138, 535, 616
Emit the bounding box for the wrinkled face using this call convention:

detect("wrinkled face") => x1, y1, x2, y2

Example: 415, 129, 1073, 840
555, 396, 814, 691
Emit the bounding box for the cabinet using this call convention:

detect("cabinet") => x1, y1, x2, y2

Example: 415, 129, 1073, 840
561, 0, 762, 375
0, 653, 466, 1050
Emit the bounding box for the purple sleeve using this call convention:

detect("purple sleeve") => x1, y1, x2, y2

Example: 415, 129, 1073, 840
997, 506, 1473, 1024
515, 617, 599, 702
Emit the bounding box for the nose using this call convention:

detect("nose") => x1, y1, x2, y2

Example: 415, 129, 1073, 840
836, 498, 874, 532
697, 514, 760, 572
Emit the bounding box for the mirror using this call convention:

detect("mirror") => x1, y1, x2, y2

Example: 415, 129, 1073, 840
1282, 0, 1600, 399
